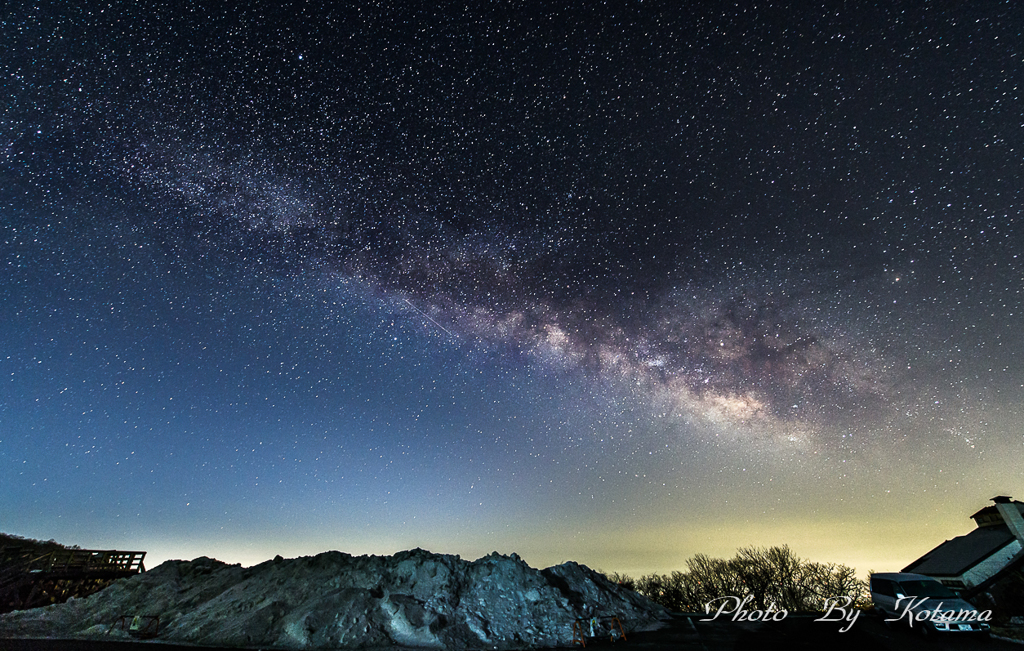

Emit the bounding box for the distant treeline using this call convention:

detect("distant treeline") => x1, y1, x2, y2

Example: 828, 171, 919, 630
605, 545, 869, 613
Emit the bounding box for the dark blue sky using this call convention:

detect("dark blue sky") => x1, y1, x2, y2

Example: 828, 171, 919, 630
2, 0, 1022, 573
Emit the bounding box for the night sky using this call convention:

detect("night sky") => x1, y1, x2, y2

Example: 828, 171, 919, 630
2, 1, 1022, 576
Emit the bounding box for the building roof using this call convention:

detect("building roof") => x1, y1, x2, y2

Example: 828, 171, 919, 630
902, 524, 1016, 577
963, 545, 1024, 600
870, 572, 933, 581
970, 498, 1024, 525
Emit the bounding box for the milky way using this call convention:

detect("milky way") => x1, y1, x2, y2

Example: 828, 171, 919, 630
3, 1, 1022, 573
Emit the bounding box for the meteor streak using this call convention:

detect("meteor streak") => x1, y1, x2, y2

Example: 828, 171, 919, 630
403, 298, 456, 338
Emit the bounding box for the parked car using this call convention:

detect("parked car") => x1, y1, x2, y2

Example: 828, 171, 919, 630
869, 572, 991, 635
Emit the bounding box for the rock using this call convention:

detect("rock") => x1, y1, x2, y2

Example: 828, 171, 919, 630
0, 548, 668, 649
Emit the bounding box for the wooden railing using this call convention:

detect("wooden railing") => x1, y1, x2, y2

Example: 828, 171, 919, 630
20, 549, 146, 574
1, 547, 147, 612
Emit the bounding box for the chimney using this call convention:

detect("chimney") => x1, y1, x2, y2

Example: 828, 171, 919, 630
992, 496, 1024, 543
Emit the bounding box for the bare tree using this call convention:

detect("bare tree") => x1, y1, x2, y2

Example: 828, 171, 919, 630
609, 545, 868, 613
602, 571, 636, 592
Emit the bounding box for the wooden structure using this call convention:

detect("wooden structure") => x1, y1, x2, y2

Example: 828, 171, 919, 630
0, 546, 146, 613
572, 615, 627, 647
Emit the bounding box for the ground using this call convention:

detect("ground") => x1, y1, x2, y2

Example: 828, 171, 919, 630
3, 613, 1021, 650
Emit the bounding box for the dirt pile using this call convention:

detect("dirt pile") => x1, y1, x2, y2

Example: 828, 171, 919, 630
0, 548, 668, 648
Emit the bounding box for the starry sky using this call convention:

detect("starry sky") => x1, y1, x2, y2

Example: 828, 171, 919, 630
2, 1, 1022, 576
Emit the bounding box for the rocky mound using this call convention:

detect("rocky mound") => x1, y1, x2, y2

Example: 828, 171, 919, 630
0, 548, 668, 648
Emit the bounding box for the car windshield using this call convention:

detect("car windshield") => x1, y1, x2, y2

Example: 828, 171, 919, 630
896, 580, 957, 599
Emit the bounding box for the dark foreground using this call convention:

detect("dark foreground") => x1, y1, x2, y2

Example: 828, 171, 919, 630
2, 613, 1020, 651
